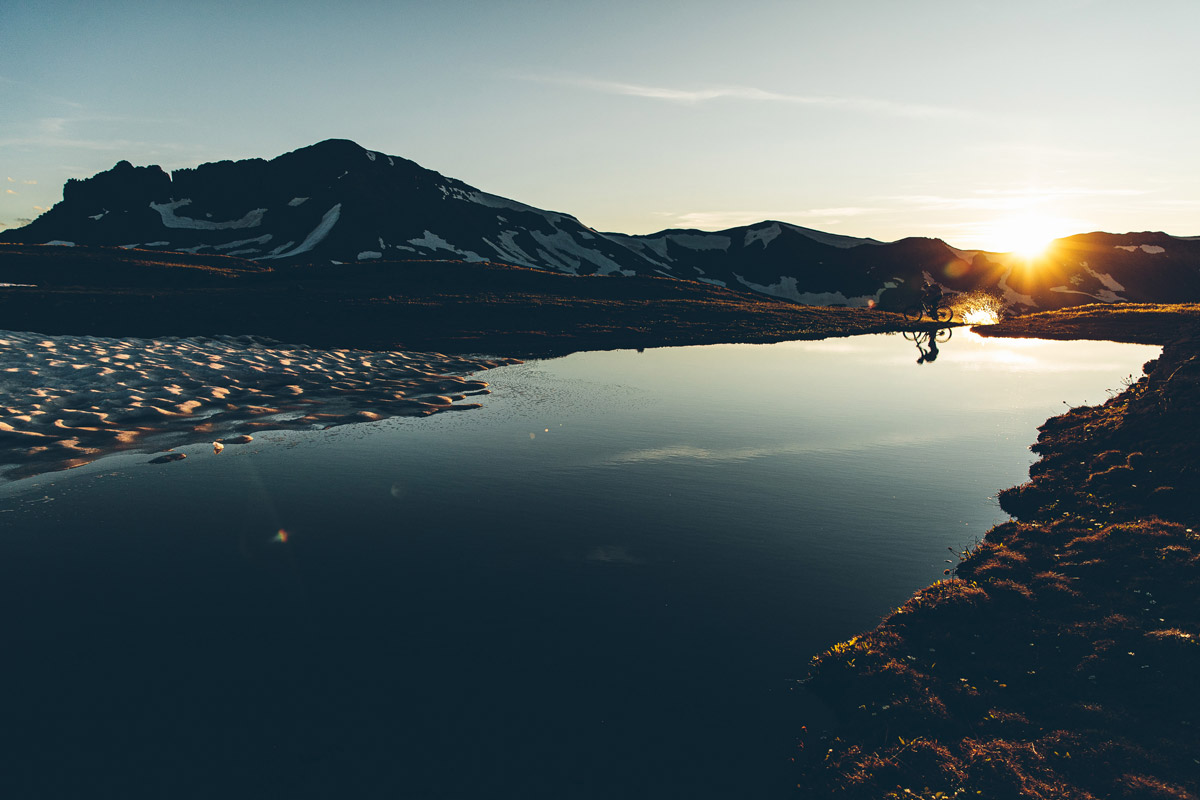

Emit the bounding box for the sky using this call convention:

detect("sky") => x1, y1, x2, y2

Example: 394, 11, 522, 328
2, 0, 1197, 251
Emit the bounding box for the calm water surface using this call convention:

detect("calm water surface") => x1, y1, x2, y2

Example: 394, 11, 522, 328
0, 331, 1157, 798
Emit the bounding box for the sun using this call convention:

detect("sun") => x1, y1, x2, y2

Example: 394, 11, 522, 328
990, 215, 1061, 259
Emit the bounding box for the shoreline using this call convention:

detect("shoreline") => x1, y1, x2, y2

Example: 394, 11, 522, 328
795, 334, 1200, 798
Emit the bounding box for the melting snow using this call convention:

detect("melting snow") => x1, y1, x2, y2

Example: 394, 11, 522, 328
263, 204, 342, 260
357, 251, 382, 260
1116, 244, 1167, 254
366, 151, 377, 162
88, 210, 108, 221
484, 231, 536, 266
150, 199, 266, 231
288, 197, 309, 207
745, 223, 782, 248
996, 265, 1038, 308
215, 235, 272, 251
529, 230, 630, 276
42, 240, 75, 246
407, 231, 485, 262
144, 241, 170, 247
1084, 265, 1126, 294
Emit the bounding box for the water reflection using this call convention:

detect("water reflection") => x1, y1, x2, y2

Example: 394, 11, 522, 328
0, 332, 1162, 800
903, 326, 953, 365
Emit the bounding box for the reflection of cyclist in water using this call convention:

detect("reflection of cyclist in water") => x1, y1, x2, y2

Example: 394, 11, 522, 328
916, 333, 939, 364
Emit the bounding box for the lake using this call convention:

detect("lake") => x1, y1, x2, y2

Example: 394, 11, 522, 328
0, 330, 1157, 798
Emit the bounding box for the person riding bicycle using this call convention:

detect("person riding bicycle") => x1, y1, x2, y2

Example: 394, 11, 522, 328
921, 280, 944, 315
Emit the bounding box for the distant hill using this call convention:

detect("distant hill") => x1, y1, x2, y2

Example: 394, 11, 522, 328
4, 139, 1199, 312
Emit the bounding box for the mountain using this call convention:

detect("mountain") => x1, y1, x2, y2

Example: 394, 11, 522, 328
5, 139, 1200, 312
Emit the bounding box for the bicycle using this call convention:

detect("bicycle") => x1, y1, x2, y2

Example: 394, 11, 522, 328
903, 299, 954, 324
902, 327, 953, 345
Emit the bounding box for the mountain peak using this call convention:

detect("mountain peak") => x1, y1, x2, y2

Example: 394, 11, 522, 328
292, 138, 368, 157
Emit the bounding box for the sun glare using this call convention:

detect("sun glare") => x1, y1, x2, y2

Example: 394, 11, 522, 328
989, 216, 1062, 259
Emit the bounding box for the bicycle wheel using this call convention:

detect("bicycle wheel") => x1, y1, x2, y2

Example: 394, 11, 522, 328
934, 305, 954, 323
903, 305, 924, 323
934, 327, 953, 344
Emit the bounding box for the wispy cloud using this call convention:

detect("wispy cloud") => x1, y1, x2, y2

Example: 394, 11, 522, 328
516, 74, 967, 119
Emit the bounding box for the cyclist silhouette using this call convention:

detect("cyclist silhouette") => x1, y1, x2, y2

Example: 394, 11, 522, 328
921, 280, 944, 315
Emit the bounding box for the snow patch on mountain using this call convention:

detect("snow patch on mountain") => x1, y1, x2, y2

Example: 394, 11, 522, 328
408, 230, 485, 262
150, 199, 267, 231
288, 197, 309, 207
1116, 244, 1166, 254
996, 265, 1037, 308
215, 235, 272, 251
1085, 265, 1126, 295
357, 251, 382, 260
745, 223, 782, 248
484, 231, 537, 266
530, 230, 631, 276
264, 204, 342, 260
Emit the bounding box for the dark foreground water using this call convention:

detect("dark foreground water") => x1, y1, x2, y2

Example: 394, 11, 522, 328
0, 332, 1157, 798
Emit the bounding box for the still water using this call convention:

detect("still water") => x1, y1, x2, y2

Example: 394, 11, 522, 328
0, 331, 1157, 798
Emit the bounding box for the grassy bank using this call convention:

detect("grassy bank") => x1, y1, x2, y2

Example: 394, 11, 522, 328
797, 320, 1200, 798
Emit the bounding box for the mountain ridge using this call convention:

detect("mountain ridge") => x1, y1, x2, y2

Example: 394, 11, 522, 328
5, 139, 1200, 312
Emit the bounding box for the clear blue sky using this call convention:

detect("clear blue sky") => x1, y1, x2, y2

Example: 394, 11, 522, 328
2, 0, 1197, 250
